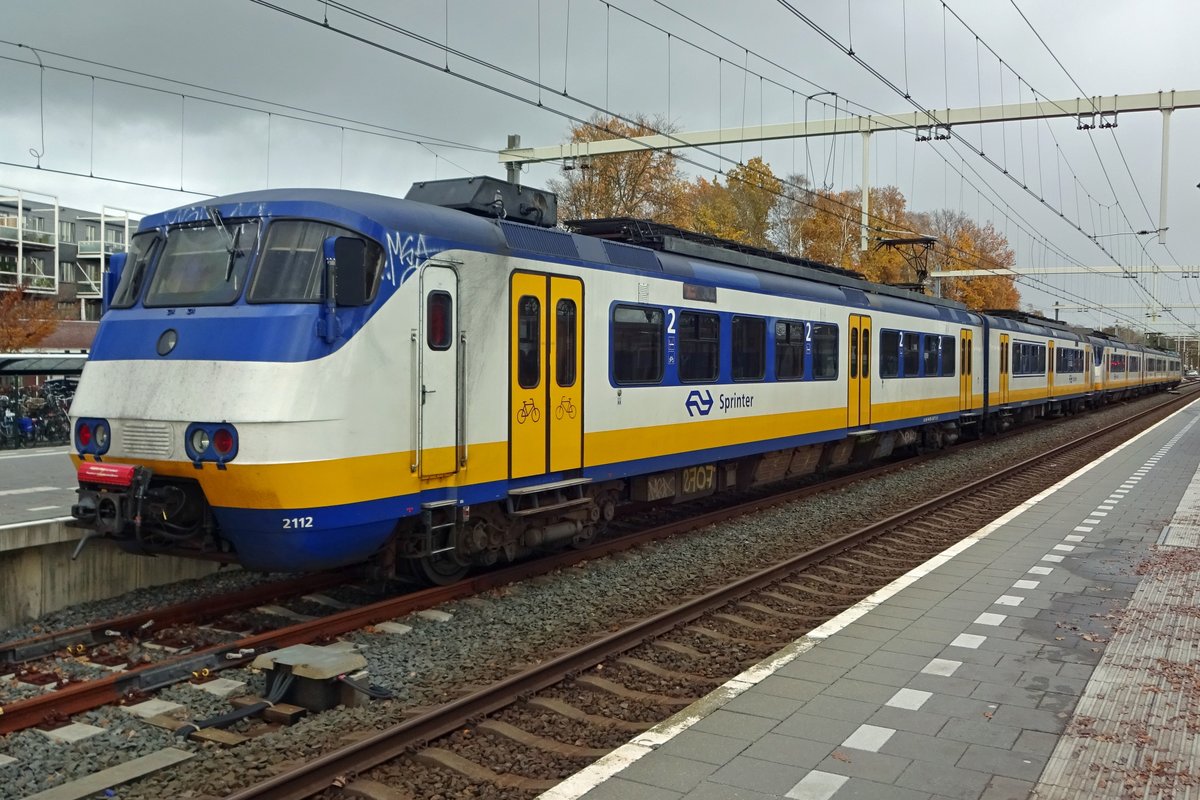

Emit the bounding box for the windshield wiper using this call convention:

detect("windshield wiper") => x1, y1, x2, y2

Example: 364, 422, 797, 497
206, 206, 234, 250
224, 223, 243, 282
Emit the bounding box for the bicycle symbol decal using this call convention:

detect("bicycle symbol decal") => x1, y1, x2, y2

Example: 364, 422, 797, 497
555, 395, 577, 420
516, 399, 541, 424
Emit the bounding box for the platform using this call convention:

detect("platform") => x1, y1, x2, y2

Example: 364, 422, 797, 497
546, 399, 1200, 800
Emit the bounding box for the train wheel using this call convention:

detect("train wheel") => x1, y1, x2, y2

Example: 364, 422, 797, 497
409, 552, 470, 586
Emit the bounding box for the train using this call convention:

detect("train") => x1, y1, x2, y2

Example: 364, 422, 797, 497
67, 176, 1182, 583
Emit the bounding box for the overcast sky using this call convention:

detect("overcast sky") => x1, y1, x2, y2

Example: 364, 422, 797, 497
3, 0, 1199, 336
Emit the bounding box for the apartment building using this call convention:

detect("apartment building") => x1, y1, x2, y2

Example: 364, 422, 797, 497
0, 188, 140, 324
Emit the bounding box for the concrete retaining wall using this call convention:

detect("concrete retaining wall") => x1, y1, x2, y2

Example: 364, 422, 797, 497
0, 519, 221, 630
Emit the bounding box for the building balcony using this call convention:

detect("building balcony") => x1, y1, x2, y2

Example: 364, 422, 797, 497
0, 217, 55, 248
77, 240, 125, 257
0, 259, 56, 292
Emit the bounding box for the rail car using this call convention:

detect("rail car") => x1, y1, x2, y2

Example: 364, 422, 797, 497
67, 176, 1182, 582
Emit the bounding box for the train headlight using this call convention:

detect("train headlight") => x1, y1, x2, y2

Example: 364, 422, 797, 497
190, 429, 211, 455
75, 418, 111, 455
185, 422, 239, 464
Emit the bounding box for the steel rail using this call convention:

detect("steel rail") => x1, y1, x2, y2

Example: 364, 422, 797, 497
226, 388, 1199, 800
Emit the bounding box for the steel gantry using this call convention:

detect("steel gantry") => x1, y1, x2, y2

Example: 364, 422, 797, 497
500, 90, 1199, 250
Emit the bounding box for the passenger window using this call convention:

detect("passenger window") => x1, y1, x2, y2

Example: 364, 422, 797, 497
427, 292, 452, 350
612, 305, 663, 384
517, 295, 540, 389
775, 320, 805, 381
880, 330, 900, 378
922, 336, 938, 376
862, 329, 870, 378
732, 316, 766, 381
941, 335, 956, 376
812, 324, 838, 380
556, 299, 577, 387
248, 220, 383, 304
679, 311, 720, 382
850, 328, 859, 379
902, 333, 920, 377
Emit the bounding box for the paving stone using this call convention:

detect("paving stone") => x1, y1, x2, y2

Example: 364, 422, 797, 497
776, 662, 852, 686
582, 777, 682, 800
615, 752, 715, 794
956, 744, 1046, 781
894, 759, 991, 800
691, 710, 777, 741
824, 678, 899, 705
782, 770, 847, 800
906, 674, 979, 698
844, 663, 914, 688
1013, 729, 1059, 756
656, 731, 750, 766
938, 718, 1021, 749
841, 724, 895, 753
881, 637, 947, 657
796, 694, 880, 724
968, 682, 1044, 709
754, 675, 827, 703
195, 677, 247, 698
878, 729, 967, 766
38, 722, 105, 743
820, 776, 930, 800
865, 705, 949, 736
987, 704, 1068, 734
741, 733, 834, 769
979, 775, 1035, 800
723, 691, 806, 721
862, 651, 931, 673
815, 747, 911, 783
921, 693, 996, 721
773, 713, 860, 745
800, 646, 869, 669
707, 755, 809, 795
820, 634, 884, 655
122, 698, 184, 718
684, 781, 779, 800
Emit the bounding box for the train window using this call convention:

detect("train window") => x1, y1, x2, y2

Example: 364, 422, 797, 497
922, 335, 938, 377
862, 329, 870, 377
775, 320, 805, 381
518, 296, 540, 389
902, 333, 921, 377
732, 316, 766, 381
880, 330, 900, 378
427, 292, 453, 351
556, 299, 577, 387
850, 328, 859, 379
679, 311, 720, 382
110, 232, 160, 308
612, 305, 663, 385
145, 221, 261, 307
812, 324, 838, 380
941, 335, 956, 376
248, 220, 383, 304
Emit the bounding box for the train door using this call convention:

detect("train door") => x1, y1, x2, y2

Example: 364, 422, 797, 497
999, 333, 1010, 404
418, 265, 460, 477
1048, 341, 1055, 397
1084, 345, 1092, 391
959, 329, 973, 410
509, 272, 584, 479
847, 314, 871, 427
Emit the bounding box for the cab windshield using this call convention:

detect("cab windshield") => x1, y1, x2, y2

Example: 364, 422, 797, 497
143, 221, 260, 307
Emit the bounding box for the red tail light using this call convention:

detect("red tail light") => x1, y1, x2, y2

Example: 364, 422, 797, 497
77, 423, 92, 447
213, 428, 234, 455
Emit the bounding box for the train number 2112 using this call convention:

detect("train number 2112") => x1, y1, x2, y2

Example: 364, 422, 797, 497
283, 516, 314, 529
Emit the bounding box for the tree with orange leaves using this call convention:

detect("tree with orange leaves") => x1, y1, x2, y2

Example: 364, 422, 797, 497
0, 289, 60, 352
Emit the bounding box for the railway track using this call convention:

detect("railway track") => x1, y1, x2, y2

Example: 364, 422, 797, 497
205, 388, 1198, 800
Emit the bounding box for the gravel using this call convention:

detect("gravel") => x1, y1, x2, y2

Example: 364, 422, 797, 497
0, 393, 1177, 799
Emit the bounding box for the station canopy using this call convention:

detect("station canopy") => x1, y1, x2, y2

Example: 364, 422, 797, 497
0, 353, 87, 376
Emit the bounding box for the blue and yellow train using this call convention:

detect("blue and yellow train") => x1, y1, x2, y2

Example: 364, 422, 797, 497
68, 176, 1182, 582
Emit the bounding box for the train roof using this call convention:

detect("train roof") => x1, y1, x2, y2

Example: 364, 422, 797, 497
145, 186, 982, 324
